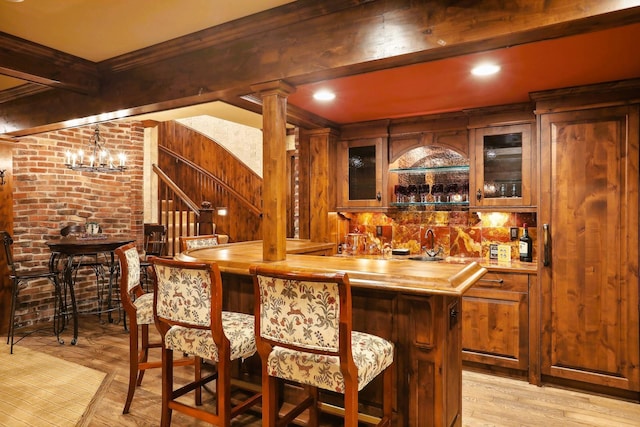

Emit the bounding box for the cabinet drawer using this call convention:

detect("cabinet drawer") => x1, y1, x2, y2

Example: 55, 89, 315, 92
472, 272, 528, 292
462, 271, 531, 372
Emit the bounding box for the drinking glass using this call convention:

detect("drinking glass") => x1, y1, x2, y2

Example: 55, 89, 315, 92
394, 185, 403, 203
445, 183, 458, 202
418, 184, 430, 202
431, 183, 444, 203
407, 184, 418, 203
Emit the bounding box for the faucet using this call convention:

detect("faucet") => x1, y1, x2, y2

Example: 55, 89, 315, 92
423, 229, 442, 258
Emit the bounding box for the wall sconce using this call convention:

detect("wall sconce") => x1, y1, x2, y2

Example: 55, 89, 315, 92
216, 207, 228, 216
0, 170, 5, 186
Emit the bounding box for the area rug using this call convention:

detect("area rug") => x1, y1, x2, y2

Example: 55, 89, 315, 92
0, 346, 107, 426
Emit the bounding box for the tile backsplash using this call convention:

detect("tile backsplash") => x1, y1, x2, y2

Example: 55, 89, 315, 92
344, 210, 537, 261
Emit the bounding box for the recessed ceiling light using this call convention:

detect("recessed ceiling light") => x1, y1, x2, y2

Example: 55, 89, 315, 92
4, 0, 25, 3
313, 89, 336, 101
471, 63, 501, 76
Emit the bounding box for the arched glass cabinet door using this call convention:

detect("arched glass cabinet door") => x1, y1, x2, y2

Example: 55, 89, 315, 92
388, 145, 469, 211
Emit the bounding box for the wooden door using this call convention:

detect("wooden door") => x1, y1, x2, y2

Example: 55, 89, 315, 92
539, 105, 639, 391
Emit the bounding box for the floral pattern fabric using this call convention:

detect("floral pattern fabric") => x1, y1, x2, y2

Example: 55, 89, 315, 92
256, 274, 394, 393
256, 276, 340, 352
134, 292, 154, 324
123, 246, 141, 293
267, 331, 393, 392
165, 311, 256, 361
154, 263, 213, 326
185, 237, 218, 250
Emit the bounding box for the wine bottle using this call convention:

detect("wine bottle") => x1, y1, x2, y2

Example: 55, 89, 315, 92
519, 223, 533, 262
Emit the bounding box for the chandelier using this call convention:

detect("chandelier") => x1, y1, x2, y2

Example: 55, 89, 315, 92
64, 125, 126, 172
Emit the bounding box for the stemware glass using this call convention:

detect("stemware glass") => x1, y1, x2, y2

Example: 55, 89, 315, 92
418, 184, 430, 202
446, 183, 458, 202
394, 185, 402, 203
431, 183, 444, 203
407, 184, 418, 203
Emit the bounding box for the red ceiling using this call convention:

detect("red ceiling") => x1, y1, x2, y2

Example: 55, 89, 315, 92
287, 23, 640, 124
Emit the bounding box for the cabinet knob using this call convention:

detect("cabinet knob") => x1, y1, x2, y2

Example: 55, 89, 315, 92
476, 189, 482, 201
376, 191, 381, 201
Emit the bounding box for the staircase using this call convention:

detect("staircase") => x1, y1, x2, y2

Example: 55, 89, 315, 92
153, 121, 264, 255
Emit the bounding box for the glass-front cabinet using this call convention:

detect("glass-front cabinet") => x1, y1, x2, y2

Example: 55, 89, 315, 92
388, 145, 469, 210
470, 123, 534, 209
337, 137, 385, 209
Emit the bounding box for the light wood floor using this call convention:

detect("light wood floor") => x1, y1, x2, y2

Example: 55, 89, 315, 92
11, 316, 640, 426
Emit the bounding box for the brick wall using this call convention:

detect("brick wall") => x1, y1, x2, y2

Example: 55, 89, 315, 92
11, 121, 145, 329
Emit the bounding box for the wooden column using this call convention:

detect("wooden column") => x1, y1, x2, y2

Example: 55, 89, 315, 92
308, 128, 338, 242
251, 81, 295, 261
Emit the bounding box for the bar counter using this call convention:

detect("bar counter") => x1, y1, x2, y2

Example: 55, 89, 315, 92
177, 239, 488, 427
177, 239, 486, 296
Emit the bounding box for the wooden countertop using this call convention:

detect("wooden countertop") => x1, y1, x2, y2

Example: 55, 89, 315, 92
441, 256, 538, 274
176, 239, 487, 297
336, 254, 538, 274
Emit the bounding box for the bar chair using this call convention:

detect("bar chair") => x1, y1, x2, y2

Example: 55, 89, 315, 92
251, 265, 395, 426
150, 256, 261, 426
1, 231, 62, 354
114, 242, 192, 414
139, 223, 167, 291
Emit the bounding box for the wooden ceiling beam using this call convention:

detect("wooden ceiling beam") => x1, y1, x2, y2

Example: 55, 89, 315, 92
0, 32, 100, 96
1, 0, 639, 135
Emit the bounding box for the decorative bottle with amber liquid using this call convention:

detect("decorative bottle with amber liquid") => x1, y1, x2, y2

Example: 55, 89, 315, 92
519, 223, 533, 262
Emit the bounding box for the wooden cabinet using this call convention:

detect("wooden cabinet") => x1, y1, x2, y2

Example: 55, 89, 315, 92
462, 271, 531, 375
401, 294, 464, 427
336, 137, 386, 210
469, 123, 535, 210
537, 100, 639, 393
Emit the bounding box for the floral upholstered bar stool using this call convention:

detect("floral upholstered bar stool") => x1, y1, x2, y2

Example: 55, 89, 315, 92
150, 256, 261, 426
251, 265, 395, 426
114, 242, 192, 414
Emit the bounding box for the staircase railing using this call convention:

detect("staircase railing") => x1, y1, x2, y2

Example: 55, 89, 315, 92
154, 165, 200, 256
159, 145, 261, 216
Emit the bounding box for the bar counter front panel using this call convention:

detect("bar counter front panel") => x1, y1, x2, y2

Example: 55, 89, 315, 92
177, 240, 487, 427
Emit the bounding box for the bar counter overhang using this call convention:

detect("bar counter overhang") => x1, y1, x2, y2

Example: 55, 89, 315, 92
177, 239, 488, 427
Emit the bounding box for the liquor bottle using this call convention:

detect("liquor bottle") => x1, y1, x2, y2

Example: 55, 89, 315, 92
519, 223, 533, 262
